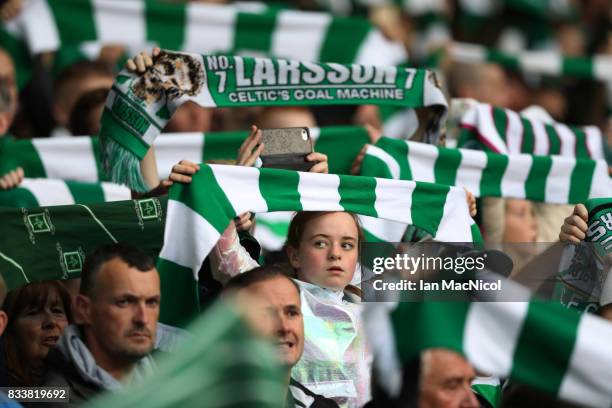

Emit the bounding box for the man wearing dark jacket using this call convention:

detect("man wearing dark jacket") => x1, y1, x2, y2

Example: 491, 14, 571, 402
42, 244, 160, 405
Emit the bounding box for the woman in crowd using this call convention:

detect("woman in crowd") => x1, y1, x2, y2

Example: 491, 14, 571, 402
2, 281, 73, 386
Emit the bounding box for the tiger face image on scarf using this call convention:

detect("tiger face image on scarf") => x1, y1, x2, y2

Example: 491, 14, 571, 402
131, 51, 204, 105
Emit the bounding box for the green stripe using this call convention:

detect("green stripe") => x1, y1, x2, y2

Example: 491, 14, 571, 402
360, 154, 394, 179
12, 140, 47, 178
572, 128, 590, 159
521, 118, 535, 154
48, 0, 97, 45
65, 181, 106, 204
233, 12, 277, 53
434, 147, 461, 186
319, 18, 370, 63
524, 156, 552, 202
569, 159, 596, 204
411, 181, 450, 238
479, 153, 508, 197
169, 165, 236, 233
562, 57, 594, 79
315, 126, 369, 175
492, 107, 508, 143
510, 302, 580, 394
391, 302, 471, 362
338, 175, 377, 216
545, 124, 561, 155
90, 138, 109, 181
258, 168, 301, 212
487, 49, 519, 70
0, 187, 39, 207
377, 137, 412, 179
202, 130, 246, 162
157, 258, 199, 327
145, 0, 186, 50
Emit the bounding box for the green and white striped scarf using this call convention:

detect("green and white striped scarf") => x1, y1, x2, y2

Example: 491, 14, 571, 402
87, 300, 285, 408
0, 126, 369, 182
586, 198, 612, 258
361, 136, 611, 204
0, 197, 166, 291
449, 42, 612, 84
365, 300, 612, 407
456, 102, 606, 160
99, 52, 446, 191
0, 178, 130, 207
158, 164, 479, 325
16, 0, 406, 67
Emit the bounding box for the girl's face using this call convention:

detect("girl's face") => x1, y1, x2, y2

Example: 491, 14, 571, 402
12, 291, 69, 366
503, 199, 538, 243
288, 212, 359, 291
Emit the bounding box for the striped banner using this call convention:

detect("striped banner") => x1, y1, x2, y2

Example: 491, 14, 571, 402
157, 164, 479, 325
361, 137, 611, 204
450, 42, 612, 84
366, 300, 612, 407
15, 0, 406, 67
0, 178, 130, 207
0, 126, 369, 181
457, 102, 606, 161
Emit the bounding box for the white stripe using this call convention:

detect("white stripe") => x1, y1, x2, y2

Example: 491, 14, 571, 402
382, 109, 419, 140
558, 315, 612, 408
159, 200, 219, 279
545, 156, 573, 203
20, 0, 60, 54
500, 154, 532, 199
100, 182, 131, 202
472, 377, 501, 387
357, 215, 407, 242
519, 51, 562, 76
374, 178, 414, 225
435, 187, 473, 242
92, 0, 146, 46
32, 137, 99, 182
589, 160, 612, 199
455, 149, 487, 197
209, 164, 267, 215
450, 42, 487, 64
464, 302, 528, 376
406, 142, 437, 183
154, 133, 204, 179
298, 172, 342, 211
183, 3, 236, 54
584, 126, 604, 161
20, 179, 75, 206
354, 29, 407, 68
593, 56, 612, 82
468, 103, 508, 153
505, 109, 523, 154
365, 146, 400, 179
254, 211, 293, 251
554, 124, 576, 157
271, 10, 331, 62
529, 117, 549, 156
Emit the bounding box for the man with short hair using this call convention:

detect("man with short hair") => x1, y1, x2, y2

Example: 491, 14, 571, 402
42, 243, 161, 405
419, 348, 479, 408
225, 266, 338, 408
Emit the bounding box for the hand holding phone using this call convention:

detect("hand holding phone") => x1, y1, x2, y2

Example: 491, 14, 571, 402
259, 127, 314, 172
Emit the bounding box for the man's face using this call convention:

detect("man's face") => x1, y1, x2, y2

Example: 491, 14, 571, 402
419, 349, 479, 408
81, 258, 160, 364
237, 276, 304, 368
